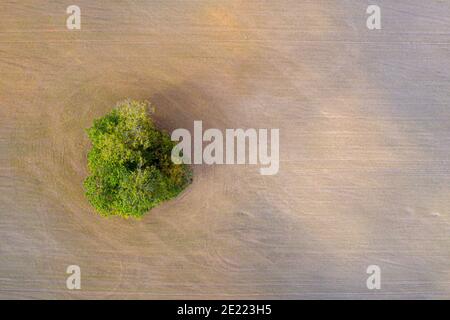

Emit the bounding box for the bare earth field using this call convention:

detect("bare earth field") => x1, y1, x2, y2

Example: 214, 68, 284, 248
1, 0, 450, 299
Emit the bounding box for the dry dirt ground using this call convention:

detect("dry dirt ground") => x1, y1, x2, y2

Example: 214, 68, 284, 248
1, 0, 450, 299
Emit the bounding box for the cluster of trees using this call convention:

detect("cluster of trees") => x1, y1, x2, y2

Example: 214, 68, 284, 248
84, 100, 192, 218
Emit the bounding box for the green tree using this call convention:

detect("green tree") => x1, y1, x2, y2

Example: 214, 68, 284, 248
84, 100, 192, 218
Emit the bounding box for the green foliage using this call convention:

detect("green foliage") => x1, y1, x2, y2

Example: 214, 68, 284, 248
84, 100, 192, 218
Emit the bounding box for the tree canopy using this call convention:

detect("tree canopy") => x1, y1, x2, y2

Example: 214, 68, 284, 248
84, 100, 192, 218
